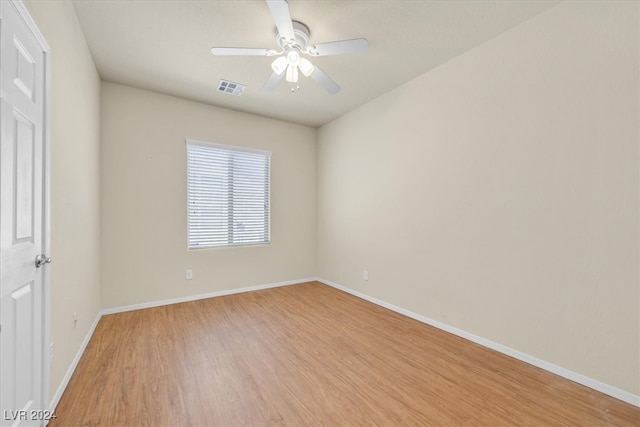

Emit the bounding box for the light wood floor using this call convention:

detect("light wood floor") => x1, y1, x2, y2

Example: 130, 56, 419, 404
49, 281, 639, 426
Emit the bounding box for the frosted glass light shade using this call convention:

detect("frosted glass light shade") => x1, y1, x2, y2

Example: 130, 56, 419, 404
299, 58, 315, 77
286, 65, 299, 82
271, 56, 288, 75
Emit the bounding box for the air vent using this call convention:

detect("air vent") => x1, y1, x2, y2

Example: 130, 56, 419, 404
217, 79, 246, 96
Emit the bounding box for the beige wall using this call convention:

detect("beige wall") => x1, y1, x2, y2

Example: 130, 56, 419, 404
23, 0, 102, 398
22, 0, 639, 405
100, 82, 316, 308
317, 1, 639, 395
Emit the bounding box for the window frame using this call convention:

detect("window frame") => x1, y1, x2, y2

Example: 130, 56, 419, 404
186, 139, 271, 250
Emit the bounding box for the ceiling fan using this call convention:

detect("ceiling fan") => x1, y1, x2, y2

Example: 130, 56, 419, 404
211, 0, 368, 95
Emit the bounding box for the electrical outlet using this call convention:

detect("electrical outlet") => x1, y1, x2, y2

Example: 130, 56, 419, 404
185, 269, 193, 280
49, 342, 54, 361
363, 270, 369, 281
72, 312, 78, 328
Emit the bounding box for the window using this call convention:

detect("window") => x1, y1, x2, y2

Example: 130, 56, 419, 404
186, 140, 270, 249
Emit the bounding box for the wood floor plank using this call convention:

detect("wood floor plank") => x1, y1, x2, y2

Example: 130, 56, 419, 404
48, 282, 640, 426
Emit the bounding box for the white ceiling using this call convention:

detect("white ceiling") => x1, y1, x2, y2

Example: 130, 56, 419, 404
72, 0, 559, 128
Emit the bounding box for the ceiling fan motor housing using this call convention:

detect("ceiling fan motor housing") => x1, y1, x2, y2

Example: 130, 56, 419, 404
277, 21, 311, 52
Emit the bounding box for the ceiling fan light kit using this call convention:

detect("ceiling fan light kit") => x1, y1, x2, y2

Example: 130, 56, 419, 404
211, 0, 368, 95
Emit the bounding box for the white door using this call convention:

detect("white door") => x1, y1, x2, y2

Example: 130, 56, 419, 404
0, 1, 49, 426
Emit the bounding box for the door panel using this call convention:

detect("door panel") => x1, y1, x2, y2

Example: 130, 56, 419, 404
12, 36, 37, 102
14, 110, 36, 242
12, 282, 35, 413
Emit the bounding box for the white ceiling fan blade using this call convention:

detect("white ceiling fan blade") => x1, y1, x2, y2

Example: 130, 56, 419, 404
211, 47, 277, 56
261, 71, 285, 94
310, 67, 341, 94
266, 0, 295, 43
306, 38, 369, 56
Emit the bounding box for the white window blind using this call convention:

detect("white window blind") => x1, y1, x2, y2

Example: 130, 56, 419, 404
186, 140, 270, 249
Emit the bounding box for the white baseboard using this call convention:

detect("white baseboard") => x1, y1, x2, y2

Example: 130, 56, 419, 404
316, 277, 640, 408
102, 277, 315, 315
49, 311, 102, 413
